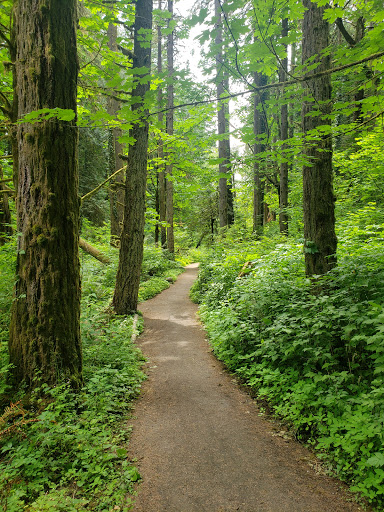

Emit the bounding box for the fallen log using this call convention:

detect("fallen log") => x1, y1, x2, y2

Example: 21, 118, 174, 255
79, 238, 111, 264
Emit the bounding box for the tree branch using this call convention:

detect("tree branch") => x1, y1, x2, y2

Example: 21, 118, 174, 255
81, 165, 126, 203
335, 18, 356, 46
148, 51, 384, 116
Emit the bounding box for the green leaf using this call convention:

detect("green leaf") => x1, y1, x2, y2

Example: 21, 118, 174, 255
116, 448, 127, 458
366, 453, 384, 468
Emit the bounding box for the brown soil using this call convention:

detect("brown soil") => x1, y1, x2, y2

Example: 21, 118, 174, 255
128, 264, 368, 512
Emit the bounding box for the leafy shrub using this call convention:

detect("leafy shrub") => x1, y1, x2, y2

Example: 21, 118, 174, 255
0, 224, 184, 510
195, 232, 384, 508
0, 301, 145, 511
141, 245, 182, 281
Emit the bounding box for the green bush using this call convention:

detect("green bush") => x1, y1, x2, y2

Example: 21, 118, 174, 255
0, 300, 145, 511
194, 230, 384, 508
0, 224, 184, 510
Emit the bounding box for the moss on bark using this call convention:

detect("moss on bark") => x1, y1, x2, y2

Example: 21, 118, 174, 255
9, 0, 82, 389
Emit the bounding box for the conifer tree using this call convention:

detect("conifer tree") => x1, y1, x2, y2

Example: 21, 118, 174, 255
9, 0, 82, 389
166, 0, 175, 253
302, 0, 337, 276
113, 0, 153, 314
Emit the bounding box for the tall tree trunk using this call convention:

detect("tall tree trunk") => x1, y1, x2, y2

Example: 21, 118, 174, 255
253, 72, 268, 235
157, 0, 167, 248
107, 16, 125, 245
9, 0, 82, 389
9, 11, 19, 194
112, 0, 153, 314
166, 0, 175, 253
279, 18, 289, 235
302, 0, 337, 277
215, 0, 234, 228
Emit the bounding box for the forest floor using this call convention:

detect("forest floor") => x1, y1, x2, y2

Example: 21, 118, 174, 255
128, 264, 368, 512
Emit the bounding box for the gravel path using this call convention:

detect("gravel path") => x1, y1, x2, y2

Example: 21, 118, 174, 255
128, 264, 366, 512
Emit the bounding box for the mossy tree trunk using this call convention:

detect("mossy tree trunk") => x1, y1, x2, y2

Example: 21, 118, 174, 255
9, 0, 82, 389
302, 0, 337, 277
112, 0, 153, 314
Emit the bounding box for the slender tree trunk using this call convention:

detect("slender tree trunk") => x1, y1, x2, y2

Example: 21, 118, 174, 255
253, 72, 267, 235
225, 69, 235, 226
157, 0, 167, 248
107, 16, 125, 245
9, 0, 82, 389
353, 17, 365, 123
215, 0, 233, 228
155, 174, 160, 246
289, 42, 296, 140
112, 0, 153, 314
166, 0, 175, 253
279, 18, 289, 235
302, 0, 337, 277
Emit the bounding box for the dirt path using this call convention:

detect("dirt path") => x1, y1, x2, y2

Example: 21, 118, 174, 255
128, 264, 366, 512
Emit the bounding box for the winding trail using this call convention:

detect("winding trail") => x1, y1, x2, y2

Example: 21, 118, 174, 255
128, 264, 366, 512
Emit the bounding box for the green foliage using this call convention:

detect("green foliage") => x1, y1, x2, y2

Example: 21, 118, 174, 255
0, 222, 184, 510
0, 298, 144, 511
334, 129, 384, 211
0, 239, 15, 397
79, 128, 109, 226
193, 219, 384, 508
141, 245, 182, 280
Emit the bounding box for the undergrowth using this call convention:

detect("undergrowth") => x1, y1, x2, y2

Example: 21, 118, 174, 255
191, 206, 384, 509
0, 226, 184, 511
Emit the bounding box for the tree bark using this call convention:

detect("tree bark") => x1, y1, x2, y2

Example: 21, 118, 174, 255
112, 0, 153, 314
157, 0, 167, 248
166, 0, 175, 254
215, 0, 234, 228
302, 0, 337, 277
279, 18, 289, 235
9, 0, 82, 389
107, 15, 125, 245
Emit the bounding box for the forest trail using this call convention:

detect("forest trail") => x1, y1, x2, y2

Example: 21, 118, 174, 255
128, 264, 365, 512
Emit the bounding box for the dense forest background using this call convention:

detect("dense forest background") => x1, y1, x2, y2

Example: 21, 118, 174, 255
0, 0, 384, 509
